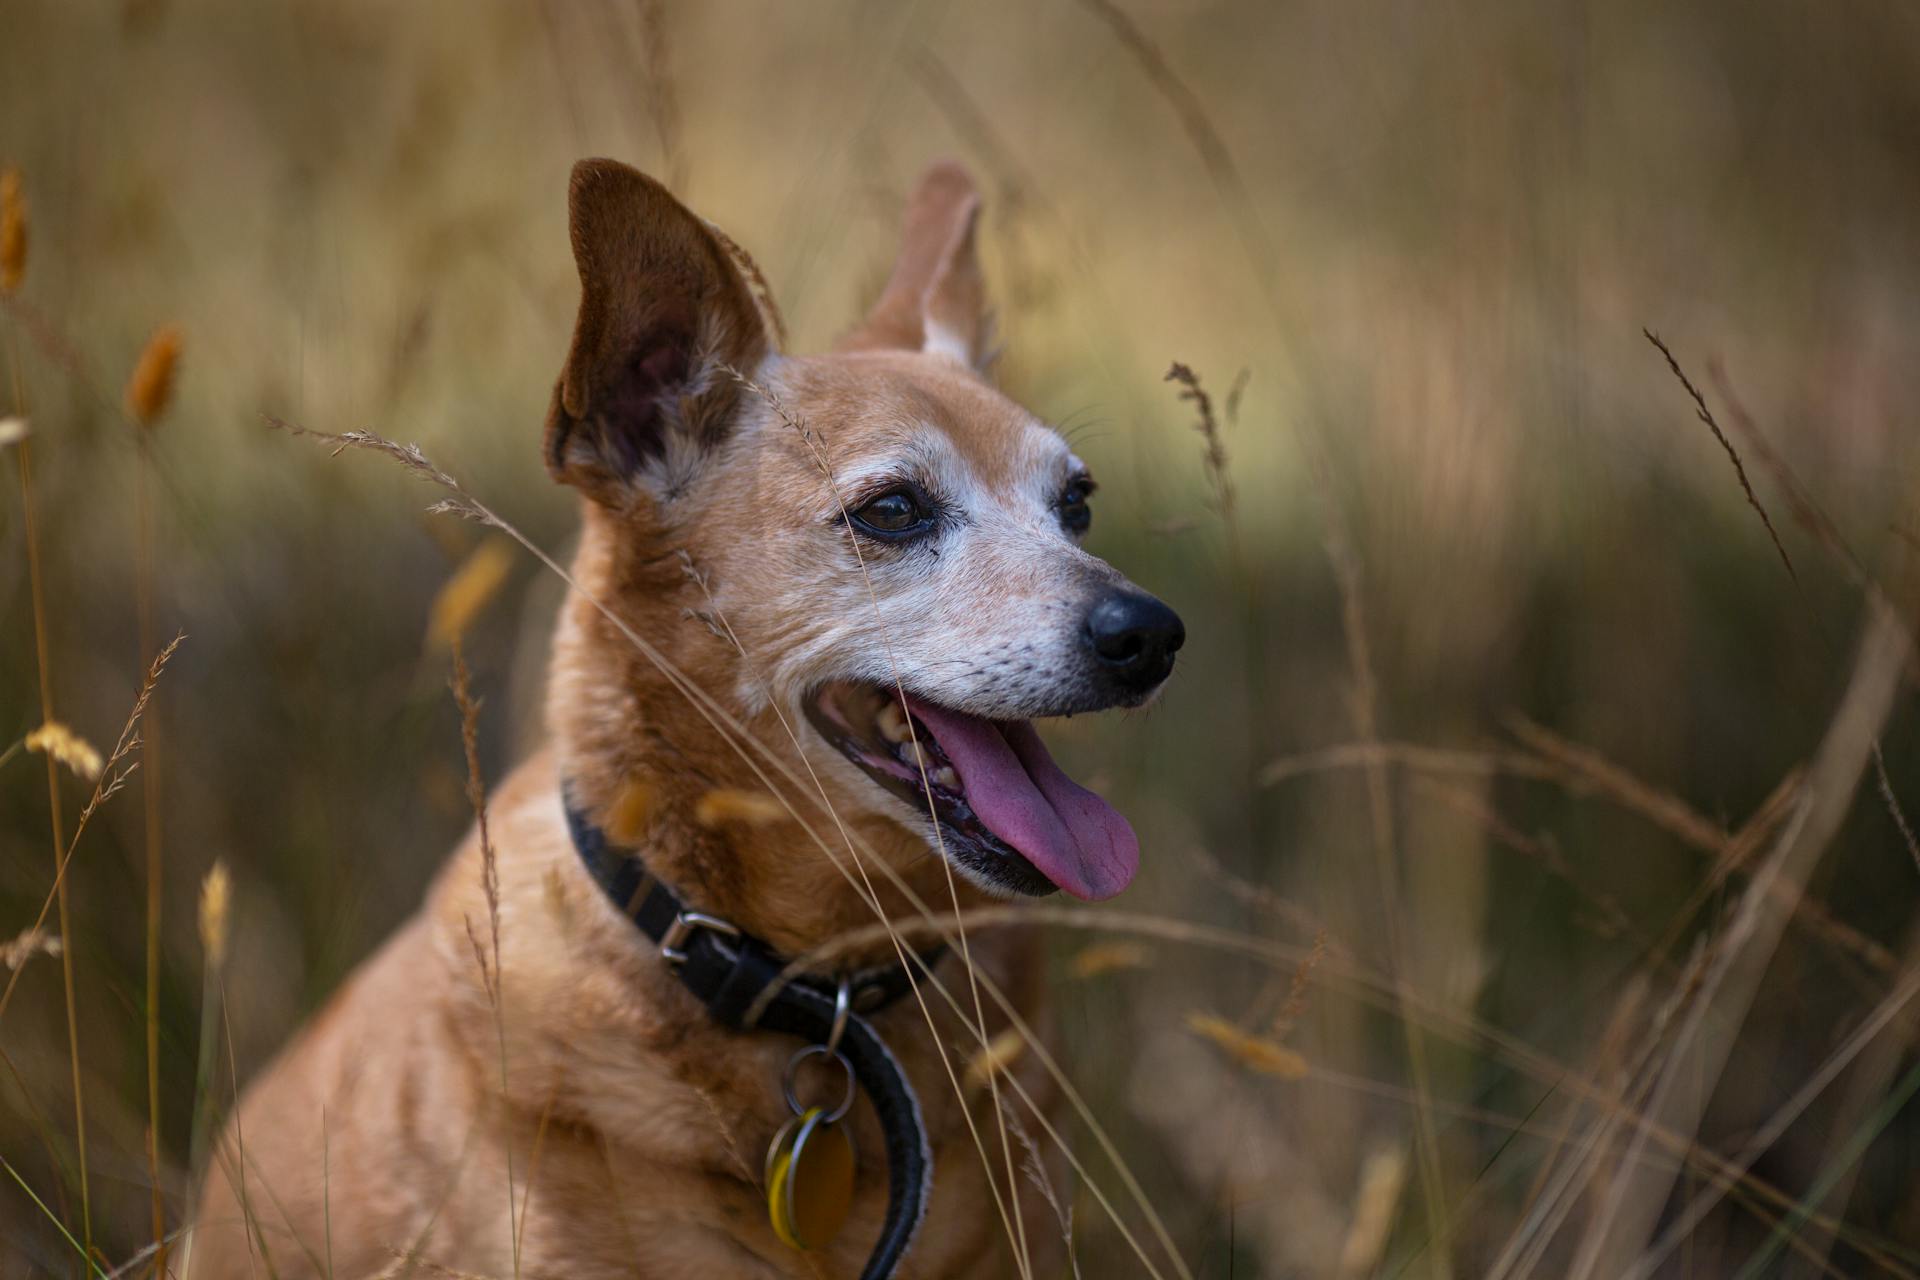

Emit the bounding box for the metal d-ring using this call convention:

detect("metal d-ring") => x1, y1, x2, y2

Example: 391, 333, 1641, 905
826, 975, 852, 1056
783, 1043, 856, 1124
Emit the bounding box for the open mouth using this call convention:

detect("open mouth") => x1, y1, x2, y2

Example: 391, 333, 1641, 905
804, 682, 1140, 901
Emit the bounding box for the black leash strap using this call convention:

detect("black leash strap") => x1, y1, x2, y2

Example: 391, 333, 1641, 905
564, 793, 936, 1280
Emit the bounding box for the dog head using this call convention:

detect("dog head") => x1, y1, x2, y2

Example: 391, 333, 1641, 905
546, 159, 1182, 903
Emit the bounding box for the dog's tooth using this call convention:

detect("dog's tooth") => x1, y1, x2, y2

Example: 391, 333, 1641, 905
906, 740, 930, 772
932, 766, 960, 791
876, 701, 910, 744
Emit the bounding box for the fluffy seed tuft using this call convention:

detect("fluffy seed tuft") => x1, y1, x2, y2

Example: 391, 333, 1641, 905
26, 721, 104, 782
0, 926, 63, 972
0, 416, 26, 448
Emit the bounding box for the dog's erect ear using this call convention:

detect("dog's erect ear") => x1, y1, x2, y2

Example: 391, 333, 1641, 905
545, 159, 771, 500
841, 160, 991, 369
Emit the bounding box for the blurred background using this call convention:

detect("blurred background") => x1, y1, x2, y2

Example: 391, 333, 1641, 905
3, 0, 1919, 1275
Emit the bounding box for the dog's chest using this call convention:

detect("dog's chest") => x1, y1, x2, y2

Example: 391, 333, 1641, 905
509, 986, 1046, 1279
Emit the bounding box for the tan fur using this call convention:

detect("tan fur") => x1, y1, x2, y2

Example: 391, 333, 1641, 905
187, 161, 1116, 1279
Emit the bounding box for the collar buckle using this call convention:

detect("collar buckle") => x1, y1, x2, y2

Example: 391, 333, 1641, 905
659, 909, 741, 965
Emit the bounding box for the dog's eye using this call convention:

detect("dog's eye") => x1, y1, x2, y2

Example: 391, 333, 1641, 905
850, 488, 932, 539
1059, 477, 1094, 535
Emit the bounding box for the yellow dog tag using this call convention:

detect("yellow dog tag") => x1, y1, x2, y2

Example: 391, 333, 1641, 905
765, 1105, 856, 1250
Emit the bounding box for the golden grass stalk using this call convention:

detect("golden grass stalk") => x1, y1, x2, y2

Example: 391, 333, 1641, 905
197, 862, 230, 970
1337, 1147, 1409, 1280
130, 329, 172, 1277
25, 721, 104, 782
0, 168, 25, 295
451, 641, 521, 1280
186, 863, 285, 1278
124, 323, 182, 427
9, 336, 94, 1257
185, 859, 230, 1196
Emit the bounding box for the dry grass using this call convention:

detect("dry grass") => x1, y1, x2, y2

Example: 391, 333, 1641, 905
1643, 329, 1795, 580
5, 2, 1920, 1277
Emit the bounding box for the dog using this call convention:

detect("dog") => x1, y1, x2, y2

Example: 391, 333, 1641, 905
187, 157, 1183, 1279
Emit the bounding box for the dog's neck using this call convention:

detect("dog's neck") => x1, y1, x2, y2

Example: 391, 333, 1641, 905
544, 504, 984, 964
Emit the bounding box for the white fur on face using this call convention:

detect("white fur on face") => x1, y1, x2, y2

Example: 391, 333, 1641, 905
716, 406, 1128, 722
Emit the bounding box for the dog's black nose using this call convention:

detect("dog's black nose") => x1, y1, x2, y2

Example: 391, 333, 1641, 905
1085, 591, 1185, 692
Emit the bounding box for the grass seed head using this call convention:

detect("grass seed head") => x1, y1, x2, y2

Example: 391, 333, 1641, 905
0, 415, 27, 448
1337, 1146, 1409, 1275
1069, 941, 1149, 979
694, 788, 788, 828
607, 775, 660, 844
125, 324, 184, 427
198, 861, 232, 970
426, 536, 514, 652
963, 1026, 1028, 1092
0, 926, 63, 972
0, 169, 25, 295
1185, 1012, 1309, 1079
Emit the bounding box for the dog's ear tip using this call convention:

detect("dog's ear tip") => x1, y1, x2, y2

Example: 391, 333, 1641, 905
570, 157, 643, 192
567, 159, 675, 227
548, 158, 768, 500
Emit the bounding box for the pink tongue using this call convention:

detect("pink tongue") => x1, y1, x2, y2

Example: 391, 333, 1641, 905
905, 697, 1139, 901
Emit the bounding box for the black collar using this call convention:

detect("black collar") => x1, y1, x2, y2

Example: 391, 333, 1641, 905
563, 793, 942, 1027
563, 788, 938, 1280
